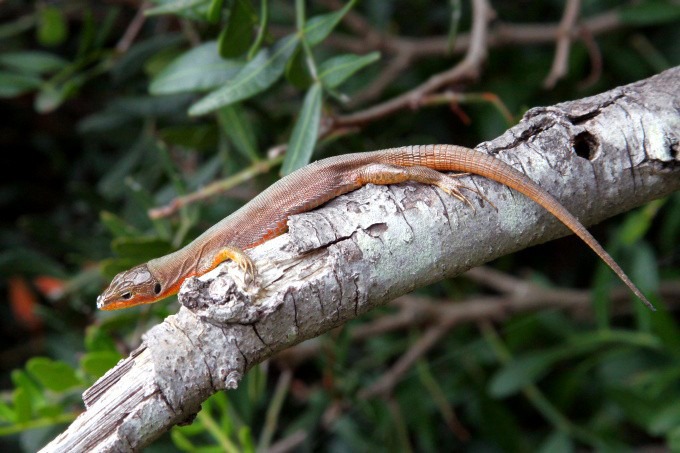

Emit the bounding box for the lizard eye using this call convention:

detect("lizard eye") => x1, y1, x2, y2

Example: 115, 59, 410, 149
121, 292, 132, 300
154, 283, 162, 295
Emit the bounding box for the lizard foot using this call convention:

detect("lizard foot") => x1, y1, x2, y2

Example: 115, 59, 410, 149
440, 175, 498, 212
210, 246, 258, 282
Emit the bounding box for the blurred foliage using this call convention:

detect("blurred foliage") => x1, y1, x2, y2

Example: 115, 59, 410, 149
0, 0, 679, 451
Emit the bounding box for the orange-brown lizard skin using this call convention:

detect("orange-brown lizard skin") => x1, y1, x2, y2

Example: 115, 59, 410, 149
97, 144, 653, 311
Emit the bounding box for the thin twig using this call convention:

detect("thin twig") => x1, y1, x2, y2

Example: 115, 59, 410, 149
115, 2, 149, 54
277, 275, 680, 369
307, 9, 622, 105
148, 155, 284, 219
386, 398, 414, 451
257, 369, 293, 452
180, 18, 201, 47
332, 0, 492, 128
544, 0, 581, 88
302, 10, 620, 58
267, 430, 307, 453
577, 26, 603, 89
317, 0, 381, 43
346, 47, 415, 108
293, 270, 680, 398
359, 321, 450, 399
419, 91, 515, 125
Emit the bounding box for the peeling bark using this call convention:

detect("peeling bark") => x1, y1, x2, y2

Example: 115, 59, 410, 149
42, 67, 680, 452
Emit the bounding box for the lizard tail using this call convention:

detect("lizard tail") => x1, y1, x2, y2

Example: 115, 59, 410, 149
420, 144, 655, 311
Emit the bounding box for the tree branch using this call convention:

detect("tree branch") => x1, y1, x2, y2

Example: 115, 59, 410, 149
332, 0, 492, 127
314, 9, 624, 105
42, 67, 680, 452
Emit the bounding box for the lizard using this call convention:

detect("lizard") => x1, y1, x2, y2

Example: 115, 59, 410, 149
97, 144, 654, 311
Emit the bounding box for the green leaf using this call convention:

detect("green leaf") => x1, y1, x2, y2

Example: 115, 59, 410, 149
490, 330, 662, 398
670, 426, 680, 452
0, 51, 67, 75
156, 140, 188, 198
110, 94, 193, 117
0, 15, 35, 40
189, 35, 299, 116
447, 0, 462, 52
649, 402, 680, 435
318, 52, 380, 88
285, 47, 313, 89
304, 0, 356, 46
94, 7, 120, 49
171, 429, 196, 451
0, 248, 66, 277
145, 0, 210, 16
477, 395, 524, 450
247, 0, 268, 59
36, 404, 63, 418
100, 211, 140, 238
651, 306, 680, 354
217, 104, 259, 161
35, 78, 83, 113
81, 352, 123, 378
619, 200, 664, 245
77, 10, 96, 57
629, 243, 659, 298
11, 370, 43, 402
27, 358, 82, 392
218, 0, 255, 58
12, 387, 31, 423
238, 426, 255, 453
619, 2, 680, 25
0, 71, 41, 97
207, 0, 225, 23
0, 401, 15, 423
145, 46, 183, 79
567, 329, 661, 350
111, 236, 173, 260
85, 325, 119, 353
150, 42, 244, 95
174, 418, 206, 435
281, 83, 323, 175
37, 6, 68, 46
96, 136, 148, 199
113, 34, 184, 83
488, 353, 555, 398
159, 124, 219, 151
607, 387, 658, 428
538, 431, 573, 453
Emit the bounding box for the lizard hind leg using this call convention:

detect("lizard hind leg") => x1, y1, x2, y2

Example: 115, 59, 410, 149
209, 246, 257, 281
357, 163, 483, 211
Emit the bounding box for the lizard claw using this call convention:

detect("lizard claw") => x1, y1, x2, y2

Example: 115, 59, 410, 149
440, 174, 497, 212
236, 254, 257, 282
458, 184, 497, 211
245, 258, 257, 282
438, 183, 476, 213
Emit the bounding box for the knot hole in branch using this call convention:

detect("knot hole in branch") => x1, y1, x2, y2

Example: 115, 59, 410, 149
572, 130, 599, 160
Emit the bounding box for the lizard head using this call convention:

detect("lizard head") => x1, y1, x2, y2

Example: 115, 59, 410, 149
97, 263, 164, 310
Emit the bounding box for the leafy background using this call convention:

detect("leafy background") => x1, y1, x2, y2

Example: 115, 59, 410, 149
1, 0, 679, 451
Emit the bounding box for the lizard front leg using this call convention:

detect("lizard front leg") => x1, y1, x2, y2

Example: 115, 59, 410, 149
208, 246, 257, 280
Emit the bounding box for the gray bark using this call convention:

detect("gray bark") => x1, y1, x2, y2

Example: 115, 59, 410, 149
42, 67, 680, 452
